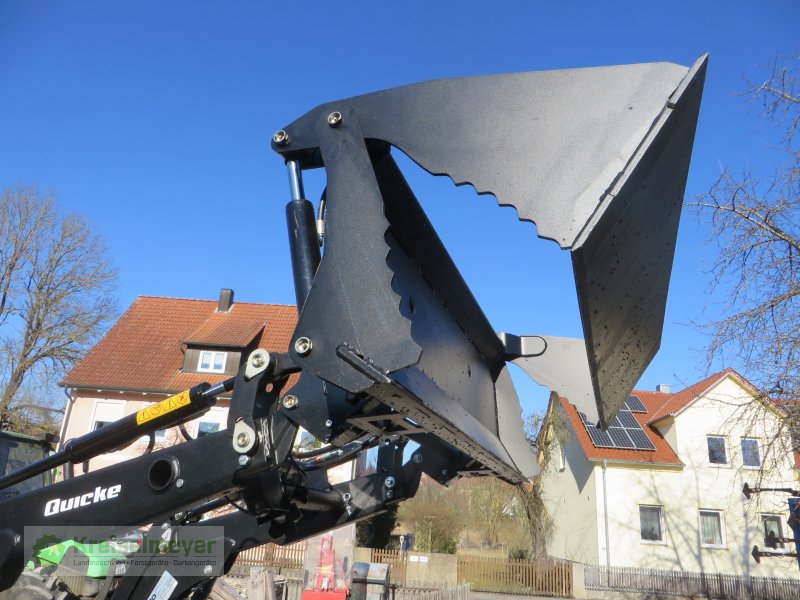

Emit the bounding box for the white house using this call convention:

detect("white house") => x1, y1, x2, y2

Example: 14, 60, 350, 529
541, 369, 800, 579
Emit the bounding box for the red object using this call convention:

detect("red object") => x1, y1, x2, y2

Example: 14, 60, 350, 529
303, 532, 349, 600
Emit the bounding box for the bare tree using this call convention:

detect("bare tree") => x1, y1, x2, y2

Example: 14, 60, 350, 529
690, 53, 799, 402
517, 405, 569, 559
0, 186, 116, 431
397, 476, 466, 554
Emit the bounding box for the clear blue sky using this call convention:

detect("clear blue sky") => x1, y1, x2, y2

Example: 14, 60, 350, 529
1, 2, 797, 413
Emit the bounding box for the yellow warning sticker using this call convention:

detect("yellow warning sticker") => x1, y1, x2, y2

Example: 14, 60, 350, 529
136, 390, 192, 425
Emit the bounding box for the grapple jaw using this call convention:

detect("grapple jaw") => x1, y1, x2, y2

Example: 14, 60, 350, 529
273, 56, 707, 483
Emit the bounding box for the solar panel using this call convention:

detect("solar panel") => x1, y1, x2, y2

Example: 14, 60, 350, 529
628, 429, 656, 450
578, 405, 655, 451
586, 425, 614, 448
617, 411, 640, 428
608, 427, 635, 448
625, 395, 647, 413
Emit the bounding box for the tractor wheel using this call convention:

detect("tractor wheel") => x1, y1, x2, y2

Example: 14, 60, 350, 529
0, 567, 73, 600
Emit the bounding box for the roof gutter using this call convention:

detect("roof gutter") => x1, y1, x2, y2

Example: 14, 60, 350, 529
588, 457, 684, 469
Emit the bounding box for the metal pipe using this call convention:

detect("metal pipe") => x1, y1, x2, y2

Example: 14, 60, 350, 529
0, 382, 225, 491
602, 459, 611, 574
285, 162, 321, 309
287, 160, 305, 201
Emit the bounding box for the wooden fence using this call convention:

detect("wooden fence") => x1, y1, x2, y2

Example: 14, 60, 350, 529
586, 565, 800, 599
236, 542, 306, 569
457, 555, 572, 597
370, 549, 408, 585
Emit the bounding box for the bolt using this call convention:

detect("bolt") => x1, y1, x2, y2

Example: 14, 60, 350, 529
203, 565, 213, 576
325, 419, 333, 428
343, 492, 352, 502
384, 476, 396, 489
413, 453, 423, 464
238, 455, 251, 467
252, 353, 265, 368
441, 469, 449, 477
282, 394, 299, 409
236, 432, 251, 448
173, 512, 186, 521
294, 336, 313, 356
327, 112, 343, 128
386, 490, 394, 499
273, 130, 289, 146
175, 478, 184, 488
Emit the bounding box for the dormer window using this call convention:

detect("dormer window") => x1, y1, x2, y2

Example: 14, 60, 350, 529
198, 350, 227, 374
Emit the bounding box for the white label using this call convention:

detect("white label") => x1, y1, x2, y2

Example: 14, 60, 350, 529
419, 556, 429, 563
148, 571, 178, 600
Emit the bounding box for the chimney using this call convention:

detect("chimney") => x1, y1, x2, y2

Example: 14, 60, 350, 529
656, 384, 670, 394
218, 288, 234, 312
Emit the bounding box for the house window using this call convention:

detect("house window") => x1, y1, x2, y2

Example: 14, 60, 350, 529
92, 401, 123, 432
699, 509, 726, 548
706, 435, 728, 465
197, 421, 220, 437
558, 443, 566, 471
198, 351, 226, 374
741, 438, 761, 468
639, 505, 664, 543
763, 514, 785, 550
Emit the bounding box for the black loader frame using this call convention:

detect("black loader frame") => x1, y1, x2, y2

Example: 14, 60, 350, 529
0, 55, 707, 598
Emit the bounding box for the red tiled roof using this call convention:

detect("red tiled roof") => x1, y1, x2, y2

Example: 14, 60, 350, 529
183, 309, 266, 348
61, 296, 298, 394
647, 368, 735, 424
559, 368, 775, 466
559, 394, 682, 466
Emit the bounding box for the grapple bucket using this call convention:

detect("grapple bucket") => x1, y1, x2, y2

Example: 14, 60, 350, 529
273, 56, 707, 483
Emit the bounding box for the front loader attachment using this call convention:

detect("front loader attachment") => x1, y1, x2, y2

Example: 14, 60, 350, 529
273, 56, 707, 481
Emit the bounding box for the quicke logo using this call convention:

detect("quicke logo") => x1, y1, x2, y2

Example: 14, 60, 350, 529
44, 485, 122, 516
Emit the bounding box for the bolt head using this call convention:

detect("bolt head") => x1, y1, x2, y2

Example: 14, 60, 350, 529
175, 478, 184, 488
238, 455, 251, 467
282, 394, 299, 409
325, 419, 333, 428
386, 490, 394, 499
327, 111, 343, 127
236, 432, 250, 447
384, 476, 396, 489
203, 565, 213, 576
294, 336, 313, 356
413, 453, 423, 464
273, 129, 289, 146
252, 354, 265, 368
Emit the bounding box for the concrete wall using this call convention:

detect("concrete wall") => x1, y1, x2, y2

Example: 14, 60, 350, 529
542, 404, 600, 564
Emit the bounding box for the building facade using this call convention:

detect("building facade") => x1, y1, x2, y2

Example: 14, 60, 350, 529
541, 369, 800, 578
58, 289, 298, 473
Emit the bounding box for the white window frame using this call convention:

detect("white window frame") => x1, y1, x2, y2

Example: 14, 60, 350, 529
639, 504, 666, 544
741, 437, 761, 469
91, 400, 124, 433
762, 514, 787, 551
706, 435, 729, 466
198, 350, 227, 374
699, 509, 727, 549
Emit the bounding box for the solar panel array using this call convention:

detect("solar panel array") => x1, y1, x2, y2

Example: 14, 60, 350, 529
579, 395, 655, 451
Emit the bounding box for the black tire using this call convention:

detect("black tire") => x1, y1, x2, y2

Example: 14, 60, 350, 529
0, 567, 68, 600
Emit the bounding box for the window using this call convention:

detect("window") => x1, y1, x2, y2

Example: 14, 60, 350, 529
92, 401, 123, 433
763, 514, 785, 550
741, 438, 761, 468
706, 435, 728, 465
639, 505, 664, 543
558, 443, 566, 471
699, 509, 726, 548
198, 351, 226, 374
197, 421, 220, 437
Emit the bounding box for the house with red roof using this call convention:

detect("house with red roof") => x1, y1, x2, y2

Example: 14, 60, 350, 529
540, 369, 800, 579
58, 289, 298, 473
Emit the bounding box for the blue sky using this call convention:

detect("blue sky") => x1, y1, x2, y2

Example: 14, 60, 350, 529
1, 2, 797, 414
